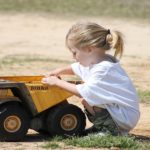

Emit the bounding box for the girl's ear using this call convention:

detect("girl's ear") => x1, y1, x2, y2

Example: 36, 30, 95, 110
86, 47, 92, 53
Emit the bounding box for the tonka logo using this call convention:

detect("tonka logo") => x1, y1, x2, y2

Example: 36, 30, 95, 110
30, 86, 48, 90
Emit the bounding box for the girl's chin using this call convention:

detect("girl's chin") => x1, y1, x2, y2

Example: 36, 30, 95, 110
79, 62, 89, 67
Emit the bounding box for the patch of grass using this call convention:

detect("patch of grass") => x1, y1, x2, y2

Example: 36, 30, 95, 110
43, 134, 150, 149
0, 0, 149, 20
64, 134, 139, 149
138, 90, 150, 103
48, 135, 64, 142
124, 55, 141, 59
42, 136, 63, 149
0, 54, 71, 66
42, 142, 60, 149
140, 143, 150, 150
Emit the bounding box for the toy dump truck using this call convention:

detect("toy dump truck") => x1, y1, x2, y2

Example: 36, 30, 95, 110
0, 76, 86, 141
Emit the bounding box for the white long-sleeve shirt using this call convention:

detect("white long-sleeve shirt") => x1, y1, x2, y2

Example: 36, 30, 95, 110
71, 60, 140, 134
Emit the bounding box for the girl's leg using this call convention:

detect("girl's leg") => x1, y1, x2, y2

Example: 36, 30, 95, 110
81, 99, 120, 135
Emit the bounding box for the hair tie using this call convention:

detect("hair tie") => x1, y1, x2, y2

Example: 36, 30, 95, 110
106, 29, 113, 44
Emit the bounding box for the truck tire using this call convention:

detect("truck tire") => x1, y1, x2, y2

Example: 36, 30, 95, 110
38, 129, 49, 135
0, 103, 30, 141
37, 100, 69, 135
46, 104, 86, 136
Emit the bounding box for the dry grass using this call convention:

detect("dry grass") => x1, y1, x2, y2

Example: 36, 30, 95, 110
0, 0, 149, 20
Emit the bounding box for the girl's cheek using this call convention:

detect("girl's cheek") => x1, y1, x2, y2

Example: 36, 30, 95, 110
73, 57, 77, 62
72, 54, 77, 60
74, 54, 78, 60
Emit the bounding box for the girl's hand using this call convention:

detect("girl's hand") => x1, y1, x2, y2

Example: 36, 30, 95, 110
44, 69, 61, 77
41, 76, 60, 86
44, 72, 57, 77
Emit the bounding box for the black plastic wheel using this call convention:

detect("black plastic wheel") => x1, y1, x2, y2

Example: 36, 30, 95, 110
37, 129, 49, 135
0, 103, 30, 141
46, 104, 86, 136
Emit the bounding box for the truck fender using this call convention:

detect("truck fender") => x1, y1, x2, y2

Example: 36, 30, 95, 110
0, 97, 21, 107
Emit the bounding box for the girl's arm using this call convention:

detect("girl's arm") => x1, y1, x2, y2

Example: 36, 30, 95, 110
45, 65, 75, 76
41, 76, 81, 97
42, 76, 97, 115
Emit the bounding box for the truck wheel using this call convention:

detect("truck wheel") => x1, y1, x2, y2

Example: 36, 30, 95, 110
0, 103, 30, 141
37, 129, 49, 135
46, 104, 86, 136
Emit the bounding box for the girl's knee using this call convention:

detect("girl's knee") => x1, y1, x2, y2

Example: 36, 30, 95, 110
81, 99, 95, 115
81, 99, 87, 106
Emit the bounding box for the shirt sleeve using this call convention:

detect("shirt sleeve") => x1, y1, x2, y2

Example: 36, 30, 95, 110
76, 65, 110, 106
76, 84, 101, 107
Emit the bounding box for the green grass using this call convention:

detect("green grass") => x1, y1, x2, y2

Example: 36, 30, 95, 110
0, 0, 149, 20
42, 142, 60, 149
65, 135, 138, 149
0, 54, 71, 66
42, 134, 150, 150
138, 90, 150, 103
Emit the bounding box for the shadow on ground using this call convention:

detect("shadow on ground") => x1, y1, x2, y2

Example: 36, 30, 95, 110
22, 132, 150, 142
23, 133, 50, 142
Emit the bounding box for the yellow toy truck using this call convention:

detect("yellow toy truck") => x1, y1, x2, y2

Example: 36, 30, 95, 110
0, 76, 86, 141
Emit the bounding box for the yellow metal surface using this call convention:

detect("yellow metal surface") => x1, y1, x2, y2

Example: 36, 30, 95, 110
26, 83, 73, 112
0, 76, 75, 113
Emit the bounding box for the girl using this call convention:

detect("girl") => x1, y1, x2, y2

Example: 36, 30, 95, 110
42, 22, 140, 136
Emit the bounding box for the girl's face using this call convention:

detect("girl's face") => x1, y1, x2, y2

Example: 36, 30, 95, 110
70, 47, 93, 67
70, 45, 106, 67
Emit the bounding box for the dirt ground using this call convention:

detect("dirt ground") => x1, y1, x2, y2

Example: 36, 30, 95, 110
0, 14, 150, 149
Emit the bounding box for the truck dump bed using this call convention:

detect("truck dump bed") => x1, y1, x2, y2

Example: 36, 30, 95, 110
0, 76, 80, 113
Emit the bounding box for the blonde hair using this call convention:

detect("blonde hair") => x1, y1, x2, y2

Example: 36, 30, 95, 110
66, 22, 124, 58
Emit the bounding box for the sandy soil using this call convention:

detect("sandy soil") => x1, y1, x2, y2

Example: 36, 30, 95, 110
0, 13, 150, 149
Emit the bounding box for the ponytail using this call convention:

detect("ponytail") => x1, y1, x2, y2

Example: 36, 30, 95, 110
112, 31, 124, 58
